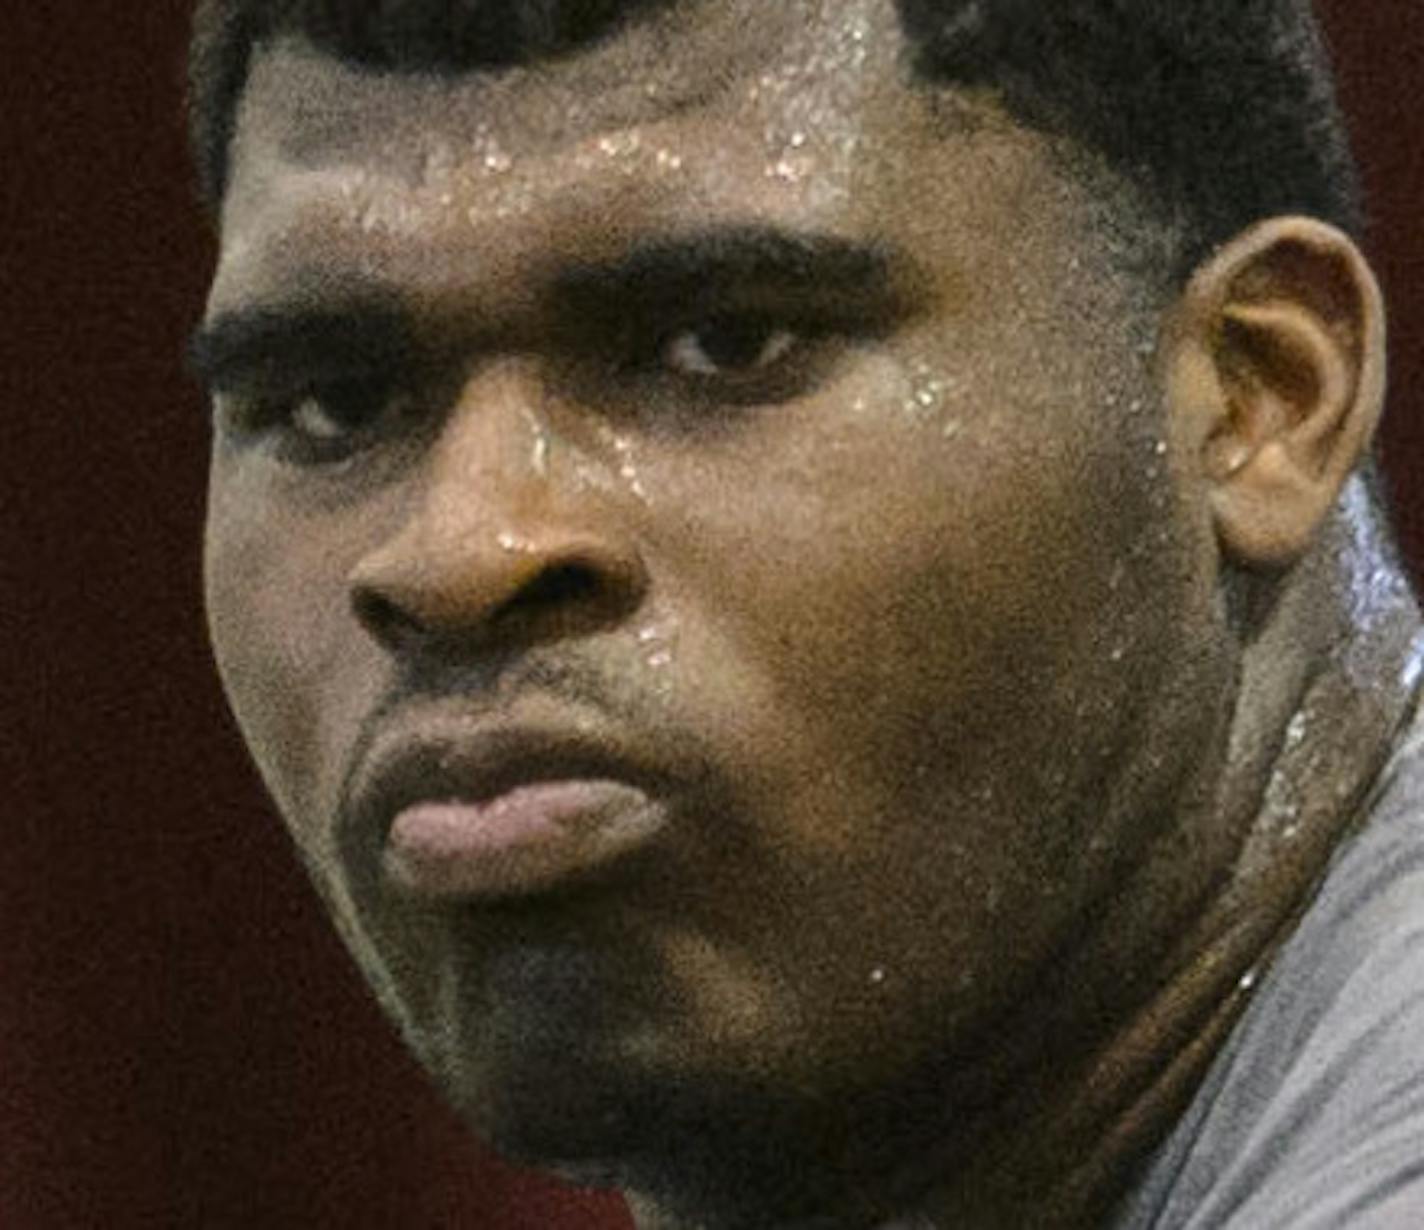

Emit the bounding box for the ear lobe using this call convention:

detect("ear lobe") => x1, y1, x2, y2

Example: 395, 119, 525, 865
1168, 217, 1386, 568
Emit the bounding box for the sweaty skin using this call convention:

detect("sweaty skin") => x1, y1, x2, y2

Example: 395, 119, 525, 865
199, 1, 1422, 1226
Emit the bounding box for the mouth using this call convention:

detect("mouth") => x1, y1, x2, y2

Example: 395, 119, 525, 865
343, 718, 674, 901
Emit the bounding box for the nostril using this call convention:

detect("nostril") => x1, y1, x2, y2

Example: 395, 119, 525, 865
351, 587, 425, 644
348, 542, 646, 653
503, 561, 603, 616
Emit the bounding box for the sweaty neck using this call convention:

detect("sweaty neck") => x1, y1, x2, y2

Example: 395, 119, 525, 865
905, 509, 1424, 1229
627, 505, 1424, 1230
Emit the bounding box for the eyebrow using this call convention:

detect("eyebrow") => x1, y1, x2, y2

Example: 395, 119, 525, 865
188, 225, 922, 387
187, 301, 415, 391
555, 225, 914, 311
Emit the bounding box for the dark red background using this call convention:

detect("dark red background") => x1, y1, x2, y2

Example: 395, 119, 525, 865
4, 4, 1421, 1226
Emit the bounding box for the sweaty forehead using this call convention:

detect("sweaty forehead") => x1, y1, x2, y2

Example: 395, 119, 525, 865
233, 0, 908, 185
212, 0, 1094, 339
214, 0, 1029, 321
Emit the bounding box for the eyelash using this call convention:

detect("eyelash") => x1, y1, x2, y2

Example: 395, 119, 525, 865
626, 312, 830, 404
214, 375, 417, 467
214, 311, 840, 466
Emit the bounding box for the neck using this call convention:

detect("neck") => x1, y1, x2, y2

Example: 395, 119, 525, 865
627, 496, 1424, 1230
914, 503, 1424, 1229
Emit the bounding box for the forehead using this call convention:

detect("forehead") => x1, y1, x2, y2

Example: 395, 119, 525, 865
239, 0, 885, 166
211, 0, 1101, 327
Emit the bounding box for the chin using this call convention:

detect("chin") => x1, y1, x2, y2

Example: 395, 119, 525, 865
405, 935, 673, 1164
454, 1036, 656, 1169
383, 933, 888, 1223
440, 1017, 890, 1230
475, 1080, 850, 1230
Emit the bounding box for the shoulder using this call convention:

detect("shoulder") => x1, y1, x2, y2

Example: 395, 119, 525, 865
1117, 715, 1424, 1229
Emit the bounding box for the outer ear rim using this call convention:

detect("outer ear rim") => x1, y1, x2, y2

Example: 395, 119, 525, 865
1167, 215, 1387, 570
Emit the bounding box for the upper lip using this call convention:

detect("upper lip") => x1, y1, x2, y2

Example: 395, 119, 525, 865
338, 707, 668, 875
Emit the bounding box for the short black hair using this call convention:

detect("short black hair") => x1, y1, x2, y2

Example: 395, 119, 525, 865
897, 0, 1361, 275
188, 0, 677, 206
188, 0, 1361, 280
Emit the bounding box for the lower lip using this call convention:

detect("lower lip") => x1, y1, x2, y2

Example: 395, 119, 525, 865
383, 779, 666, 898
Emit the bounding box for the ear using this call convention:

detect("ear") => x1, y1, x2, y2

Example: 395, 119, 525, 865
1163, 217, 1386, 568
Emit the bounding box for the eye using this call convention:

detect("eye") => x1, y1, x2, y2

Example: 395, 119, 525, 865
217, 375, 416, 465
286, 379, 392, 442
662, 316, 799, 377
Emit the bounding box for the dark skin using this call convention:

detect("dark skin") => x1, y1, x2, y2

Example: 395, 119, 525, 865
197, 1, 1422, 1226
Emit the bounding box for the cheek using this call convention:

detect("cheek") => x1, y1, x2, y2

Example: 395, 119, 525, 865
666, 349, 1162, 790
629, 346, 1189, 1055
203, 469, 368, 850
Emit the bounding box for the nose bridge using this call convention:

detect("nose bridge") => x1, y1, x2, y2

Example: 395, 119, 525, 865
423, 357, 552, 535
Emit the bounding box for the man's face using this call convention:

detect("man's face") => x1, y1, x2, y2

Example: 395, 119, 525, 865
203, 0, 1229, 1199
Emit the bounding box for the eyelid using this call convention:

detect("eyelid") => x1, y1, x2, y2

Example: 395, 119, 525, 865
616, 297, 862, 365
663, 322, 799, 376
598, 318, 845, 418
212, 371, 420, 469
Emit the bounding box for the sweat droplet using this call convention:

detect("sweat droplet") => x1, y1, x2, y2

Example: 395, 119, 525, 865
598, 132, 641, 157
869, 967, 886, 985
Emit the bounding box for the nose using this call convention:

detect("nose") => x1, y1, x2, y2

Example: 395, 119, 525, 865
347, 362, 647, 657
